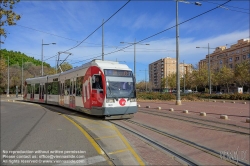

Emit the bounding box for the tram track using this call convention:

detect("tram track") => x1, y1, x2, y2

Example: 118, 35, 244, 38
109, 120, 199, 166
138, 109, 250, 135
110, 119, 249, 166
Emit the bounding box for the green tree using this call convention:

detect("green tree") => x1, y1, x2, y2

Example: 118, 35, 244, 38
217, 66, 234, 93
234, 60, 250, 87
0, 0, 21, 43
136, 81, 145, 91
168, 73, 176, 90
195, 67, 208, 88
0, 57, 7, 91
161, 77, 166, 90
0, 49, 50, 67
60, 62, 73, 72
211, 70, 220, 92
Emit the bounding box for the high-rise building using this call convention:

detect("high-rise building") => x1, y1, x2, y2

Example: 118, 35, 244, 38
149, 57, 192, 90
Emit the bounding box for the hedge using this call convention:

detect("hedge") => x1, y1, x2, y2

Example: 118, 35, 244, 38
137, 92, 250, 101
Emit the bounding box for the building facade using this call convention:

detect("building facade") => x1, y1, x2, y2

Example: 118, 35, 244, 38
198, 38, 250, 93
149, 57, 192, 90
199, 38, 250, 71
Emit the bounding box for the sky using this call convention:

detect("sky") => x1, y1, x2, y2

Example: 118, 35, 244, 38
1, 0, 249, 82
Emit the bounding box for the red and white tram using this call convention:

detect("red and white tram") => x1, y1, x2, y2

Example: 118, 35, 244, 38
23, 60, 137, 119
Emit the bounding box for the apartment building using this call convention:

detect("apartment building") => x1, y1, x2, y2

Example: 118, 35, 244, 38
199, 38, 250, 71
149, 57, 192, 90
198, 38, 250, 93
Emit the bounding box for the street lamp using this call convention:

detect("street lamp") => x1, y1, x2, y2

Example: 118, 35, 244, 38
120, 39, 150, 83
196, 44, 216, 94
176, 0, 201, 105
42, 39, 56, 76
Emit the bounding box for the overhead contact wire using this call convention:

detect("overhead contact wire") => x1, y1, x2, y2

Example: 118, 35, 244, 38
62, 0, 131, 53
72, 0, 232, 65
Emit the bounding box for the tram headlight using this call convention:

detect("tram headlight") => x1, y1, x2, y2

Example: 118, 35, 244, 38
106, 99, 115, 103
130, 98, 136, 102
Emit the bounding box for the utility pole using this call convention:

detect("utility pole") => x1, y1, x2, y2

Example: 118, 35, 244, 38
176, 0, 181, 105
7, 56, 9, 97
21, 57, 23, 97
120, 39, 149, 84
42, 40, 56, 76
134, 38, 136, 81
140, 69, 148, 91
175, 0, 201, 105
102, 19, 104, 61
183, 60, 185, 92
196, 43, 215, 94
208, 43, 211, 94
57, 51, 72, 73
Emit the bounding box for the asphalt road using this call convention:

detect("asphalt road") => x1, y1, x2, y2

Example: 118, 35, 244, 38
0, 101, 110, 165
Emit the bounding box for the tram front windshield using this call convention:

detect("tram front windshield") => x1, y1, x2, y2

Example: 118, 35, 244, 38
106, 76, 135, 98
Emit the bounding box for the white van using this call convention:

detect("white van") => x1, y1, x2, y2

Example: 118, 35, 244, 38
184, 90, 192, 94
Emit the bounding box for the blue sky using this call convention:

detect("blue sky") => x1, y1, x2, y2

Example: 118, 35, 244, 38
1, 0, 249, 82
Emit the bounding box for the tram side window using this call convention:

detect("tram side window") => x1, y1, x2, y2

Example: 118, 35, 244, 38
92, 75, 103, 89
72, 80, 76, 95
76, 76, 83, 96
65, 79, 70, 96
27, 84, 31, 93
35, 83, 39, 94
47, 83, 52, 95
51, 82, 59, 95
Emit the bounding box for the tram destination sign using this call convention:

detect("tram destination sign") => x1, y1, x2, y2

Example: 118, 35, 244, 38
104, 69, 132, 77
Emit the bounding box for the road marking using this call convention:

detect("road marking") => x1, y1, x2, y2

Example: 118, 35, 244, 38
58, 155, 106, 165
79, 117, 111, 127
94, 134, 118, 140
86, 126, 114, 131
62, 115, 104, 155
108, 148, 129, 155
111, 124, 145, 166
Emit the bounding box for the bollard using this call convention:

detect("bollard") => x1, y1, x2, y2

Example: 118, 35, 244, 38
169, 108, 174, 112
220, 115, 228, 120
200, 112, 206, 116
183, 110, 188, 114
146, 106, 150, 108
158, 107, 161, 110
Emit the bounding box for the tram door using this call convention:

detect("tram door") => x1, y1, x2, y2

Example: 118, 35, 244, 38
39, 84, 45, 102
69, 79, 76, 108
30, 84, 34, 100
59, 82, 64, 106
91, 75, 104, 107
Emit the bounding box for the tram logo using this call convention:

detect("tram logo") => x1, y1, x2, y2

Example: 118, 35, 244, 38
119, 98, 126, 106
